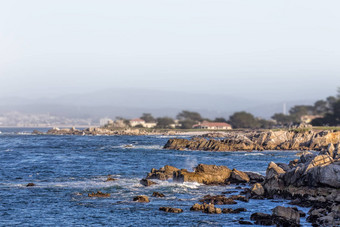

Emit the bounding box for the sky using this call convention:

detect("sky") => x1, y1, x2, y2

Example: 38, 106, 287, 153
0, 0, 339, 102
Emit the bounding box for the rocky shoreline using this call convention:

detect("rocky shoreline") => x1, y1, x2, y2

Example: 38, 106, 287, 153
164, 130, 340, 152
33, 127, 221, 136
139, 143, 340, 226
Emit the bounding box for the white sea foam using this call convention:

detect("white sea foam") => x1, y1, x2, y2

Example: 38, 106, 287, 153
244, 153, 265, 156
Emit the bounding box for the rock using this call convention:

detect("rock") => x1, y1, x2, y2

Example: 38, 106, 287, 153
133, 195, 149, 203
26, 183, 35, 187
222, 208, 247, 213
250, 212, 274, 226
199, 195, 237, 205
222, 208, 233, 213
238, 220, 253, 225
244, 171, 265, 183
327, 143, 335, 157
152, 192, 165, 198
173, 164, 232, 185
276, 163, 291, 172
190, 203, 222, 214
190, 203, 204, 211
140, 178, 156, 186
159, 207, 183, 213
266, 162, 286, 179
105, 175, 117, 181
229, 195, 249, 202
146, 165, 179, 180
272, 206, 300, 226
88, 191, 110, 198
229, 169, 250, 183
250, 183, 264, 196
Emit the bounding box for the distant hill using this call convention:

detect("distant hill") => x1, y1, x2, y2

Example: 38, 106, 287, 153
0, 88, 315, 120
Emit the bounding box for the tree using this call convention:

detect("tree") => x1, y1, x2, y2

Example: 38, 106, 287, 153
156, 117, 175, 128
313, 100, 328, 115
179, 119, 197, 129
229, 111, 259, 129
176, 110, 203, 122
257, 119, 275, 129
214, 117, 228, 123
289, 105, 314, 123
140, 113, 155, 123
271, 113, 293, 125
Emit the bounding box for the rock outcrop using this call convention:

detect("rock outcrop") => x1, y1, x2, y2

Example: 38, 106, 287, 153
259, 144, 340, 226
164, 130, 340, 151
146, 165, 179, 180
173, 164, 232, 185
250, 206, 300, 227
145, 164, 263, 186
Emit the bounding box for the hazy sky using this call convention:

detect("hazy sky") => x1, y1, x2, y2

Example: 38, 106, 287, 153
0, 0, 339, 101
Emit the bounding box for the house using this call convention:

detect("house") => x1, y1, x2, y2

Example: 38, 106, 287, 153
129, 118, 156, 128
192, 121, 232, 130
300, 115, 323, 124
129, 118, 146, 127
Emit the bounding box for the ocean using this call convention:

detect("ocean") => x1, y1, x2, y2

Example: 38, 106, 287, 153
0, 128, 311, 226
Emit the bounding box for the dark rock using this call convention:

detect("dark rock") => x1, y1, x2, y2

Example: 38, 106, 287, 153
250, 212, 274, 226
133, 195, 149, 203
140, 178, 156, 186
26, 183, 35, 187
152, 192, 165, 198
159, 207, 183, 213
238, 220, 253, 225
272, 206, 300, 226
244, 171, 265, 183
199, 195, 237, 205
146, 165, 179, 180
229, 195, 249, 202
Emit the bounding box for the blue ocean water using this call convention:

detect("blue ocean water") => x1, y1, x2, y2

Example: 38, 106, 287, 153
0, 128, 311, 226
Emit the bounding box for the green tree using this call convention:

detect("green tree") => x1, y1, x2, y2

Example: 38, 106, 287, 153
214, 117, 228, 123
179, 119, 197, 129
156, 117, 175, 128
140, 113, 155, 122
258, 119, 275, 129
313, 100, 328, 115
289, 105, 314, 123
271, 113, 293, 125
176, 110, 203, 122
229, 111, 259, 129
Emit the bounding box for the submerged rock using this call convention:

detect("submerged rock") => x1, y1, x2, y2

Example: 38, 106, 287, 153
105, 175, 117, 182
152, 192, 165, 198
133, 195, 149, 203
159, 207, 183, 213
140, 178, 156, 186
88, 191, 110, 198
199, 195, 237, 205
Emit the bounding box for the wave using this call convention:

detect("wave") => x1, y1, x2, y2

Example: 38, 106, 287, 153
244, 153, 265, 156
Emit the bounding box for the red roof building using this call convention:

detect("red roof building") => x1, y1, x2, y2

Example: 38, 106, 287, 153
192, 121, 232, 130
